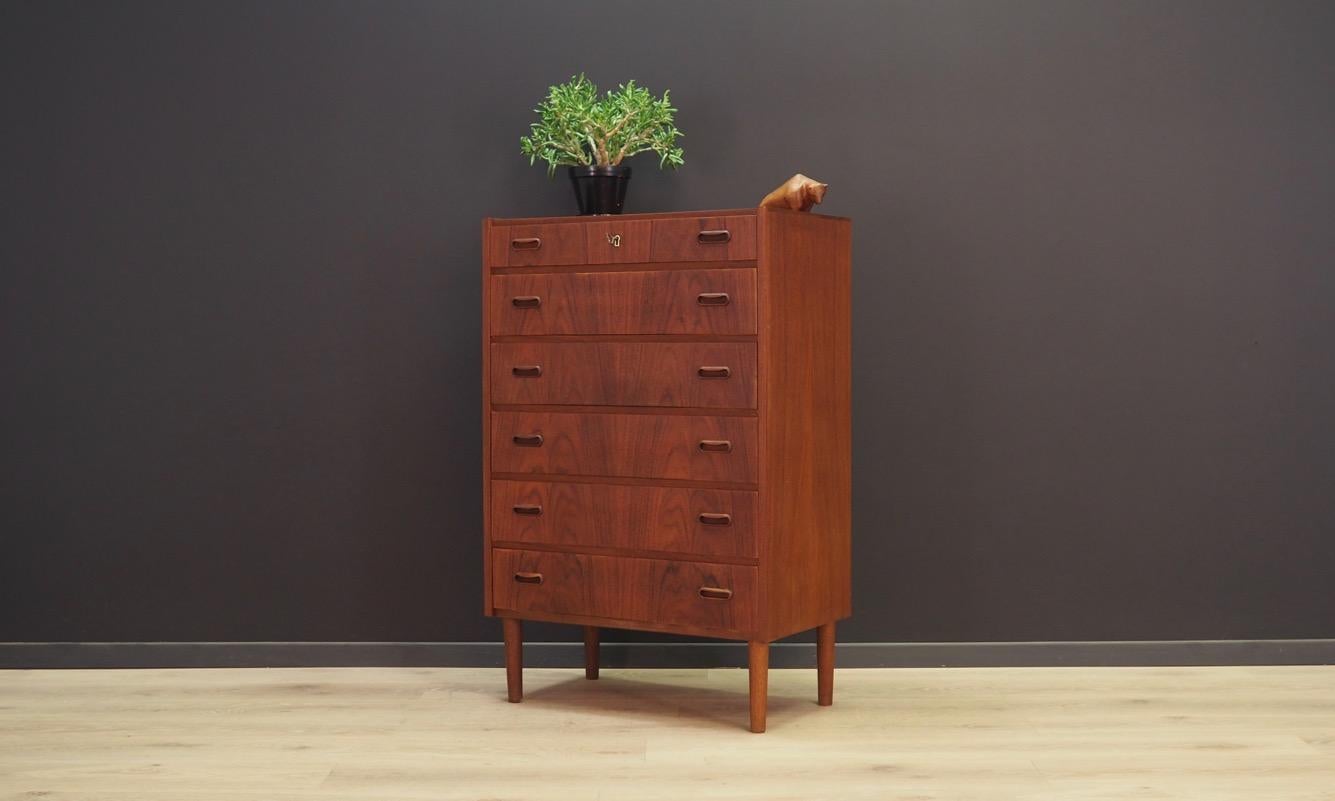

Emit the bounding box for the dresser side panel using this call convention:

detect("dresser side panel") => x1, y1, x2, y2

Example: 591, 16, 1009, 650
757, 208, 852, 641
482, 218, 495, 615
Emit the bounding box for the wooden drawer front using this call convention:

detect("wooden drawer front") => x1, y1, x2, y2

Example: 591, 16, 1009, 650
583, 219, 652, 264
492, 548, 756, 634
492, 411, 758, 483
491, 268, 756, 336
492, 480, 758, 559
488, 224, 587, 267
491, 342, 756, 408
650, 215, 756, 262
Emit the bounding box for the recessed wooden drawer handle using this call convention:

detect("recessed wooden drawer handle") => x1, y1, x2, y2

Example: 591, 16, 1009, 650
512, 433, 544, 447
697, 230, 732, 244
698, 439, 732, 453
698, 512, 732, 526
697, 366, 731, 379
511, 365, 543, 377
511, 237, 542, 250
512, 504, 543, 516
698, 586, 732, 600
513, 572, 544, 584
696, 292, 730, 306
511, 296, 541, 308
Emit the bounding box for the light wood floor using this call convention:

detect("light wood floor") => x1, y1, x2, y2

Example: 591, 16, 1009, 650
1, 665, 1332, 800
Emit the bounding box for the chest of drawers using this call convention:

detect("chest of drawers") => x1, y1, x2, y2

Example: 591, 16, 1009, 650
482, 207, 851, 732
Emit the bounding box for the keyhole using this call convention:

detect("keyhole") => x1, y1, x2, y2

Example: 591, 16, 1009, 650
607, 233, 621, 248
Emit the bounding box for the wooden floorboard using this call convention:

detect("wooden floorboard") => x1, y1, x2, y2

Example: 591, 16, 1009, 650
1, 666, 1333, 800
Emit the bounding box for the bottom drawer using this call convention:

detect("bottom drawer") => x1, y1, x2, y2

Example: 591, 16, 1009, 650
491, 548, 755, 636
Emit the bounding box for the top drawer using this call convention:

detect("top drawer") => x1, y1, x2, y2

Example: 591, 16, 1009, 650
649, 214, 755, 262
487, 214, 756, 268
489, 223, 585, 268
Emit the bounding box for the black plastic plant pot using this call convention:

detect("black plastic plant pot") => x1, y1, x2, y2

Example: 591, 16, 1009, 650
569, 165, 631, 215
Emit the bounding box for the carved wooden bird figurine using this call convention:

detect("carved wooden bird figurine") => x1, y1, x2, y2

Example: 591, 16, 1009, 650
759, 173, 829, 211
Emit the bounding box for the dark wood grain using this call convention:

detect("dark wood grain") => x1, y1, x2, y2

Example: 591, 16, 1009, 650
491, 411, 759, 483
490, 342, 756, 408
490, 269, 757, 336
651, 215, 758, 261
756, 207, 853, 641
490, 480, 758, 560
491, 548, 757, 636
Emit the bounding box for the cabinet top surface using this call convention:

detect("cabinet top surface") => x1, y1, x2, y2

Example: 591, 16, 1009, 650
485, 207, 850, 226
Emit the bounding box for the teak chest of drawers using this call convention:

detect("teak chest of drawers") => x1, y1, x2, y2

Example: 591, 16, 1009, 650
482, 207, 851, 732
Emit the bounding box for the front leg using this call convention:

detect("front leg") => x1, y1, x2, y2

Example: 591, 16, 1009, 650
748, 640, 769, 733
817, 622, 835, 706
503, 617, 523, 702
583, 625, 600, 680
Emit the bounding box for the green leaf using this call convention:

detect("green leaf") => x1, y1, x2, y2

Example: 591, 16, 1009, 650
518, 74, 685, 174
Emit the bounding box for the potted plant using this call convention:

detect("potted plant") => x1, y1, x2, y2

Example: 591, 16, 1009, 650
520, 74, 685, 215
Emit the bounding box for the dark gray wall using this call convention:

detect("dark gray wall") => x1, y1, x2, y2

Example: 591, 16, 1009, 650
3, 0, 1333, 647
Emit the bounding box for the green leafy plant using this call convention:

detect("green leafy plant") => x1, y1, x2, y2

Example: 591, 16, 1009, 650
520, 74, 685, 176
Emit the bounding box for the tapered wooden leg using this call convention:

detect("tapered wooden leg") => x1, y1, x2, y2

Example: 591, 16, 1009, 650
817, 621, 835, 706
503, 617, 522, 703
583, 626, 600, 680
748, 640, 768, 733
